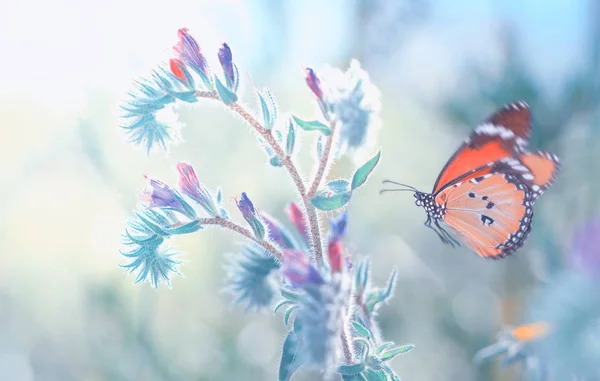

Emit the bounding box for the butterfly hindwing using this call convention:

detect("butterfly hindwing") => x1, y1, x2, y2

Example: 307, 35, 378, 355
435, 170, 534, 259
432, 101, 531, 194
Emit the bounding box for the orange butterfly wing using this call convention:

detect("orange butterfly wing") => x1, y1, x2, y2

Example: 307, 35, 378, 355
517, 151, 560, 199
432, 101, 531, 194
435, 172, 534, 259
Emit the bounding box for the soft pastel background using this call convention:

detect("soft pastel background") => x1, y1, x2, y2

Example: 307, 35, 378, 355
1, 0, 598, 380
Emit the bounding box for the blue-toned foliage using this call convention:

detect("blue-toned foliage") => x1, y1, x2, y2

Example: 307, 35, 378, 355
120, 64, 199, 154
120, 215, 182, 288
226, 244, 280, 310
117, 27, 409, 381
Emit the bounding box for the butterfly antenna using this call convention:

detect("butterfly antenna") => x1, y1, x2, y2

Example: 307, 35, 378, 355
381, 180, 419, 191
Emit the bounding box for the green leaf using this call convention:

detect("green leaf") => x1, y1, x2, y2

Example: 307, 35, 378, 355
311, 179, 352, 211
352, 150, 381, 190
375, 342, 395, 355
284, 305, 299, 327
135, 211, 168, 236
352, 321, 372, 339
215, 76, 238, 105
380, 344, 415, 362
363, 369, 388, 381
270, 155, 284, 167
279, 331, 305, 381
257, 89, 276, 130
292, 116, 331, 135
342, 374, 367, 381
338, 363, 366, 376
163, 220, 203, 235
285, 119, 296, 156
274, 299, 293, 313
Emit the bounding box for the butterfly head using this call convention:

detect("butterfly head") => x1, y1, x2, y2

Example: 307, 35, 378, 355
414, 191, 444, 219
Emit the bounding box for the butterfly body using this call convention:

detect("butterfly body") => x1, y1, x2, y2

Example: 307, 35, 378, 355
383, 101, 560, 259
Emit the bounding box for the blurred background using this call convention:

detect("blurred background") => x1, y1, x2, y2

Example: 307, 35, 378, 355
1, 0, 599, 380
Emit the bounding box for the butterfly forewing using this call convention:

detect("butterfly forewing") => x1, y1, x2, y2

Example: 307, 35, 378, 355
432, 101, 531, 194
435, 171, 534, 259
517, 151, 560, 199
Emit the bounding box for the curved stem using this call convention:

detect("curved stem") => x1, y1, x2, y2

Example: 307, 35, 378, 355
308, 120, 337, 197
199, 217, 283, 260
195, 90, 324, 265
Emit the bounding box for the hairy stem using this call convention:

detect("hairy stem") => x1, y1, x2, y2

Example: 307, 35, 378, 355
195, 90, 324, 265
230, 103, 324, 265
308, 120, 337, 197
340, 317, 354, 364
199, 217, 283, 260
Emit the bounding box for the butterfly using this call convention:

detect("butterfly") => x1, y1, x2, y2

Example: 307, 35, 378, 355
381, 101, 560, 259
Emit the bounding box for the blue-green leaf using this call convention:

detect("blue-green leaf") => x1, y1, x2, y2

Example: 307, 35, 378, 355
343, 374, 367, 381
274, 299, 294, 313
284, 305, 299, 327
380, 344, 415, 361
351, 150, 381, 190
338, 363, 366, 376
270, 156, 284, 167
285, 119, 296, 156
292, 116, 331, 136
375, 342, 395, 355
163, 220, 202, 235
279, 331, 305, 381
257, 89, 277, 130
352, 321, 372, 339
363, 369, 388, 381
135, 211, 169, 236
215, 76, 238, 105
311, 179, 352, 211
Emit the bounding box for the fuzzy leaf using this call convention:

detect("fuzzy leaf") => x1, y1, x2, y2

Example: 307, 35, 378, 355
215, 76, 238, 105
338, 363, 366, 376
163, 220, 202, 235
352, 321, 372, 339
343, 375, 367, 381
279, 331, 305, 381
257, 89, 277, 130
363, 369, 388, 381
284, 305, 299, 327
292, 116, 331, 135
380, 344, 415, 361
285, 119, 296, 156
274, 299, 294, 313
375, 342, 395, 355
311, 179, 352, 211
351, 150, 381, 190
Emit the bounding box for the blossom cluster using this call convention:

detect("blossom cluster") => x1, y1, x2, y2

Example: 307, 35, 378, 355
118, 28, 410, 380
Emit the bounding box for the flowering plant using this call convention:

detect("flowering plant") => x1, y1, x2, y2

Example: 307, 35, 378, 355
118, 28, 412, 380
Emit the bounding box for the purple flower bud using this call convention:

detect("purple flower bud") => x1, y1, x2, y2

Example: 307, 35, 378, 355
236, 192, 256, 218
236, 192, 266, 239
260, 212, 291, 249
176, 161, 218, 216
140, 175, 184, 211
218, 42, 235, 88
174, 28, 209, 77
305, 68, 323, 100
571, 218, 600, 278
281, 250, 324, 288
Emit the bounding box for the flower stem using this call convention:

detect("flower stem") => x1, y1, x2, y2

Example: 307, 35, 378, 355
229, 103, 324, 266
199, 217, 283, 260
308, 120, 337, 197
195, 90, 325, 266
340, 317, 354, 364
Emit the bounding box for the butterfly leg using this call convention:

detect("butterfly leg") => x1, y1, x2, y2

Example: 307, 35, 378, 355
424, 217, 453, 246
434, 219, 461, 247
